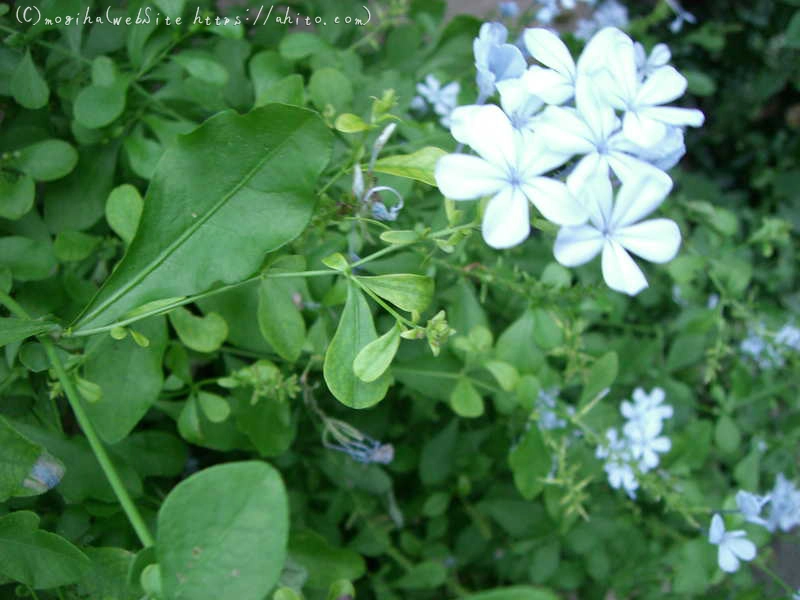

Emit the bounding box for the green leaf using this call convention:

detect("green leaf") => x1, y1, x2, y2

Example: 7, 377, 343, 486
110, 431, 188, 478
157, 462, 289, 600
82, 317, 167, 444
0, 416, 63, 501
449, 377, 484, 418
324, 283, 391, 409
258, 268, 307, 362
335, 113, 371, 133
76, 547, 140, 600
0, 236, 57, 281
256, 74, 305, 107
372, 146, 447, 186
786, 10, 800, 47
153, 0, 185, 19
509, 427, 550, 500
236, 394, 296, 457
419, 419, 458, 486
106, 184, 144, 245
91, 56, 117, 87
0, 511, 90, 589
309, 68, 353, 112
288, 530, 365, 590
174, 51, 229, 86
11, 51, 49, 109
531, 309, 563, 350
0, 172, 35, 220
279, 32, 330, 60
0, 318, 58, 348
74, 83, 127, 129
464, 586, 559, 600
72, 104, 332, 331
356, 274, 434, 313
168, 307, 228, 353
15, 139, 78, 182
196, 391, 231, 423
327, 580, 356, 600
395, 560, 447, 590
579, 351, 618, 404
666, 334, 706, 372
715, 414, 741, 454
353, 323, 401, 383
484, 360, 519, 392
53, 231, 100, 262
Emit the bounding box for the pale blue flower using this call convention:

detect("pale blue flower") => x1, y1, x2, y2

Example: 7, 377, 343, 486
776, 323, 800, 351
499, 1, 520, 18
666, 0, 697, 33
575, 0, 629, 41
735, 490, 771, 527
474, 22, 527, 100
709, 514, 757, 573
766, 474, 800, 533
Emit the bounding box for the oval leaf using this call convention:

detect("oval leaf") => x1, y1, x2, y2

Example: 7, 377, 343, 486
157, 462, 289, 600
353, 323, 401, 383
356, 274, 434, 313
72, 104, 332, 331
372, 146, 447, 186
168, 307, 228, 353
323, 283, 391, 409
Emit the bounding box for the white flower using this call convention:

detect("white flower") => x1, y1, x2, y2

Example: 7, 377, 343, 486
766, 473, 800, 533
474, 23, 527, 100
635, 42, 671, 78
575, 0, 629, 41
536, 387, 567, 430
536, 77, 658, 188
497, 78, 544, 133
735, 490, 771, 528
776, 323, 800, 351
523, 28, 577, 105
708, 514, 757, 573
554, 170, 681, 295
610, 125, 687, 172
623, 417, 670, 472
587, 29, 704, 147
666, 0, 696, 33
596, 429, 638, 499
535, 0, 560, 24
499, 1, 520, 18
435, 104, 588, 249
416, 75, 460, 117
621, 387, 673, 425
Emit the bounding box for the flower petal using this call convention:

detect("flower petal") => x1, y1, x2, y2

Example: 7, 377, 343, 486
522, 177, 588, 226
554, 225, 604, 267
481, 186, 530, 249
636, 66, 687, 106
434, 154, 506, 200
718, 545, 741, 573
623, 110, 668, 148
523, 66, 574, 105
449, 104, 516, 169
524, 28, 576, 78
568, 169, 613, 229
727, 537, 756, 562
709, 514, 725, 545
575, 76, 619, 142
610, 168, 673, 228
601, 238, 648, 295
536, 106, 596, 154
615, 218, 681, 263
488, 44, 527, 82
641, 106, 705, 128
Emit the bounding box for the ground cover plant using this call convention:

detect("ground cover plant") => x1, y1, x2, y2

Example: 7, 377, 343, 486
0, 0, 799, 598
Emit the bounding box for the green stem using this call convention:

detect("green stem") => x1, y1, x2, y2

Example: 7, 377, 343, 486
0, 290, 154, 547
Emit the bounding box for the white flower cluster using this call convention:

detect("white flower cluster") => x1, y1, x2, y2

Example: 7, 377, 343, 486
412, 74, 460, 127
595, 387, 673, 498
709, 474, 800, 573
575, 0, 628, 41
434, 23, 705, 295
740, 320, 800, 369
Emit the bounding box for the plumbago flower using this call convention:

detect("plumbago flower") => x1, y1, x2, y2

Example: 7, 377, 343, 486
434, 22, 702, 295
708, 514, 757, 573
554, 171, 681, 295
435, 104, 587, 248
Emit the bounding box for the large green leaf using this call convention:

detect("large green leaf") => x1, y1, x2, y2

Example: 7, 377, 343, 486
509, 426, 550, 500
323, 282, 391, 409
72, 104, 332, 331
0, 511, 90, 589
157, 461, 289, 600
